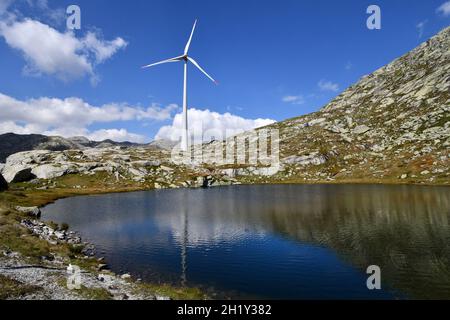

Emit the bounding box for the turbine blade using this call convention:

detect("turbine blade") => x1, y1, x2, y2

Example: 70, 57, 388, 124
188, 57, 218, 85
184, 20, 198, 55
142, 56, 184, 69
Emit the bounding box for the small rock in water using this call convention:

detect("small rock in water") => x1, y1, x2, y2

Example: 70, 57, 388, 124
121, 273, 131, 280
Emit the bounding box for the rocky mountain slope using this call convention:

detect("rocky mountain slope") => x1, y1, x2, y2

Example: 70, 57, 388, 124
0, 133, 78, 163
202, 25, 450, 185
0, 26, 449, 189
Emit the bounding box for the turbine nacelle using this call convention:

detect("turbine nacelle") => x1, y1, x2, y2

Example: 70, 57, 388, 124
142, 20, 218, 85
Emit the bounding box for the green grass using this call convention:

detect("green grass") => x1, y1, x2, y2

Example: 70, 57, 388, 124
77, 285, 114, 300
0, 213, 51, 262
133, 282, 207, 300
0, 274, 41, 299
0, 178, 210, 300
56, 278, 113, 300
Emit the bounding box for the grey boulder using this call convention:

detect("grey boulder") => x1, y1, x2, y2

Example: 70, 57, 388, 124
5, 167, 36, 183
15, 206, 41, 218
31, 164, 71, 180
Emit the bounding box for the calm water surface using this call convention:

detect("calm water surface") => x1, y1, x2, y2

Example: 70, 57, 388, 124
42, 184, 450, 299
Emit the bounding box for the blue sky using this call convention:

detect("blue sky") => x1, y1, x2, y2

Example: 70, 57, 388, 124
0, 0, 449, 142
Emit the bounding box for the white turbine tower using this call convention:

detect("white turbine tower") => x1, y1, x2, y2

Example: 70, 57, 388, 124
142, 20, 218, 152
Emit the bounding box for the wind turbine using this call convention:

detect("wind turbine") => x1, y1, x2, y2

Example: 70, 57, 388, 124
142, 20, 218, 152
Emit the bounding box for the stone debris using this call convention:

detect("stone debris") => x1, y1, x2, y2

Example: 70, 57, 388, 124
20, 219, 81, 245
0, 252, 168, 300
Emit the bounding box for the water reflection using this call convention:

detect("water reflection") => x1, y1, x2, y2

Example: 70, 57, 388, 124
181, 198, 188, 287
42, 184, 450, 299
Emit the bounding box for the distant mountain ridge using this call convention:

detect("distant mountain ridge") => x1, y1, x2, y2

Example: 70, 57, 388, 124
0, 133, 175, 163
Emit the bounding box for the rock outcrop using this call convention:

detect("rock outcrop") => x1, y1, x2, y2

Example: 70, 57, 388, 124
0, 145, 238, 189
198, 26, 450, 185
15, 206, 41, 218
2, 150, 48, 183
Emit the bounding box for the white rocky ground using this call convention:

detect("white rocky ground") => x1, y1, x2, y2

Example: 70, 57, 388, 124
0, 146, 240, 190
0, 251, 166, 300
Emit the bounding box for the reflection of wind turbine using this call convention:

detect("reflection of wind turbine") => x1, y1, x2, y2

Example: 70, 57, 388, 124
181, 204, 188, 287
142, 19, 218, 152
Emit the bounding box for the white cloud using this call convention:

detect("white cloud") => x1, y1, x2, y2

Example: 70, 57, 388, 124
0, 92, 178, 143
0, 19, 91, 80
35, 126, 147, 143
0, 120, 45, 135
79, 129, 148, 143
0, 18, 127, 82
437, 1, 450, 16
86, 129, 147, 143
416, 20, 427, 38
83, 32, 128, 64
156, 108, 276, 143
282, 95, 305, 105
318, 79, 340, 92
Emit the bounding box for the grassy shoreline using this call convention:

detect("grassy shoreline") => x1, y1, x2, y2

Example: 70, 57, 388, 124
0, 175, 208, 300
